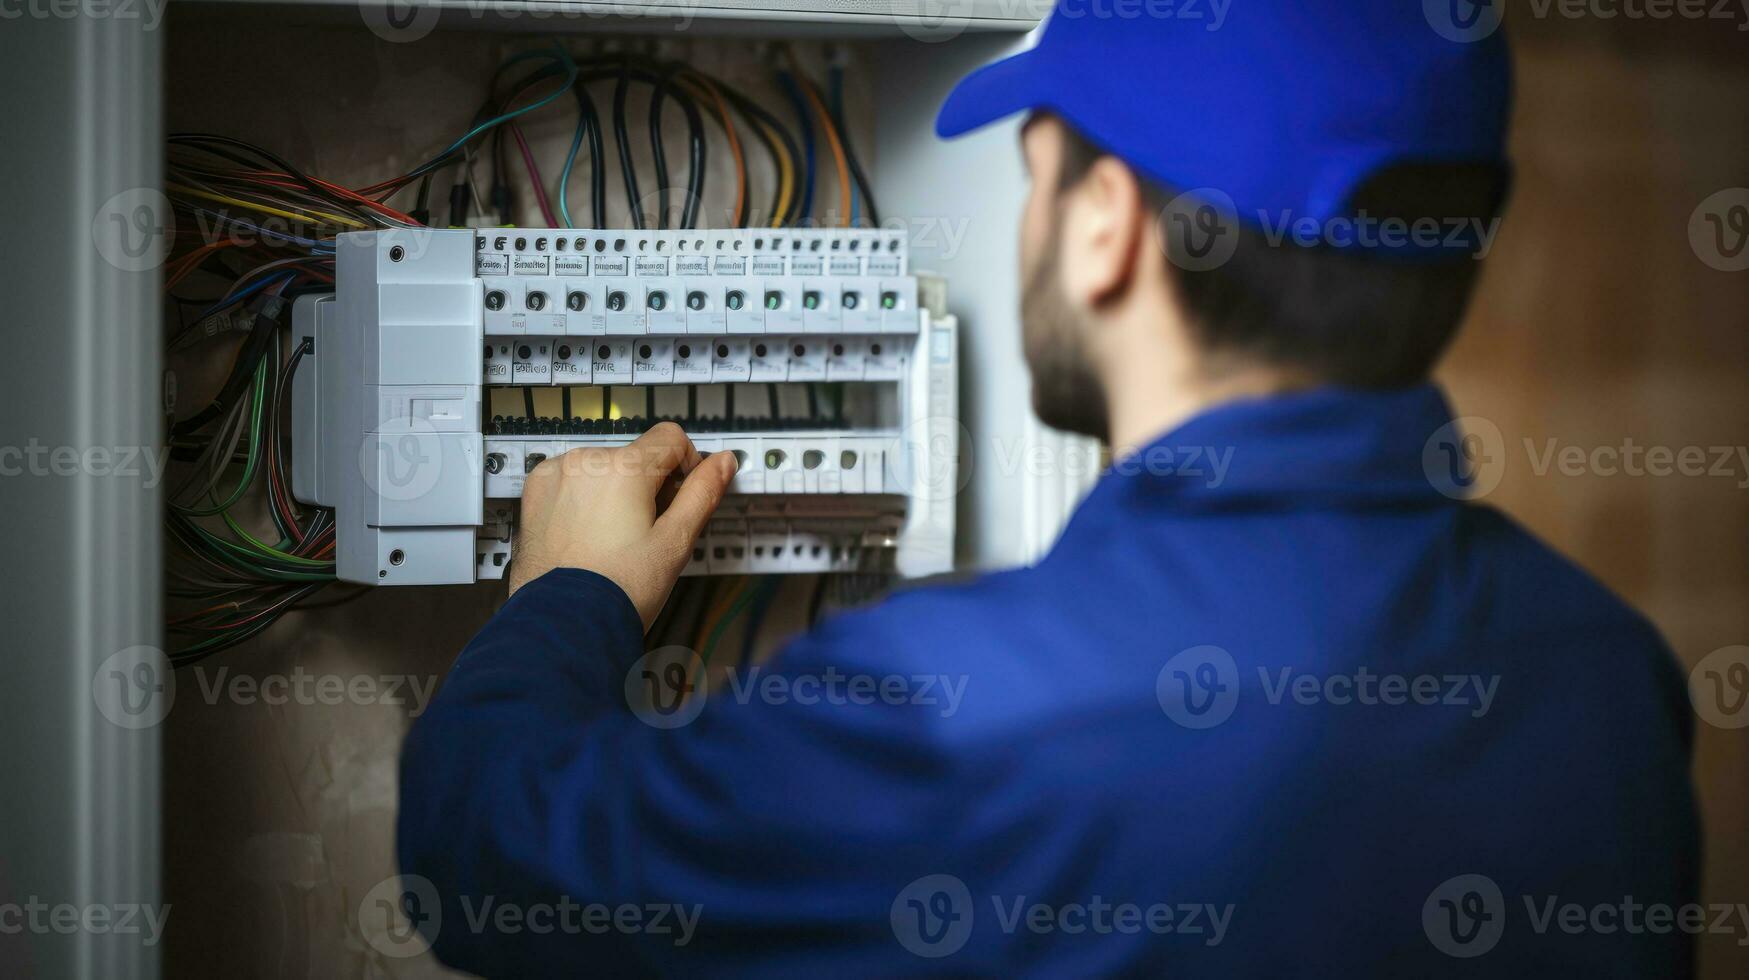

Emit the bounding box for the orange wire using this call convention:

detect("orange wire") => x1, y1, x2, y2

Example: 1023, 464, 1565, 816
165, 241, 236, 291
784, 49, 852, 227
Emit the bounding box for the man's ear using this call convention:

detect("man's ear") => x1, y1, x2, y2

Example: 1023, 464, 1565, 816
1057, 156, 1147, 310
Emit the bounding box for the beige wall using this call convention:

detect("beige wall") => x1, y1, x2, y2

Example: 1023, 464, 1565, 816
1442, 23, 1749, 979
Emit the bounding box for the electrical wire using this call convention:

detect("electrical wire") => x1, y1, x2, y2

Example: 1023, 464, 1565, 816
785, 49, 852, 227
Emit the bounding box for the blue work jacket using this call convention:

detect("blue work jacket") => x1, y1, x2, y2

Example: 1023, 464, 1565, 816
398, 384, 1698, 977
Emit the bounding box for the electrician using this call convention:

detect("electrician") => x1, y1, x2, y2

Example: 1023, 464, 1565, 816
398, 1, 1699, 974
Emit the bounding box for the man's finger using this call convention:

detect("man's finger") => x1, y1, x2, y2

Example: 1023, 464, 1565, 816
654, 451, 738, 548
625, 421, 699, 491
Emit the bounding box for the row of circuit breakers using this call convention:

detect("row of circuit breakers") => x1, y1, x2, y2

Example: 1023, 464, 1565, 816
291, 228, 959, 586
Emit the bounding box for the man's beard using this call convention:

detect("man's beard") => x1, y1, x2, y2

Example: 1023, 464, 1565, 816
1020, 239, 1110, 442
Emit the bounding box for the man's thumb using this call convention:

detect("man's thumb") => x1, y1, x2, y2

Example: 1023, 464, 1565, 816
655, 451, 737, 546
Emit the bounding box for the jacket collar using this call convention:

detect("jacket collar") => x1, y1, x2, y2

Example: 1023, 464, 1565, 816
1069, 384, 1464, 527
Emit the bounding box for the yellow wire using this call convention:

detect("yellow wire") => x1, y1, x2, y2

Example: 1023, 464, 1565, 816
166, 182, 370, 231
752, 114, 795, 229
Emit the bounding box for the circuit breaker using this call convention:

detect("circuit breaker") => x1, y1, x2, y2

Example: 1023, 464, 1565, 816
292, 227, 958, 586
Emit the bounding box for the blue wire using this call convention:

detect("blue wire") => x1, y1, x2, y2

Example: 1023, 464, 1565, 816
440, 47, 578, 161
777, 71, 816, 225
196, 271, 295, 321
830, 65, 859, 227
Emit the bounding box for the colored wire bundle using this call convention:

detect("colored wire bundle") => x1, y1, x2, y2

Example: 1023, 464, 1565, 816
160, 46, 880, 663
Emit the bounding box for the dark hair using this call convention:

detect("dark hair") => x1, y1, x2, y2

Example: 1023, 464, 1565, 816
1057, 124, 1510, 388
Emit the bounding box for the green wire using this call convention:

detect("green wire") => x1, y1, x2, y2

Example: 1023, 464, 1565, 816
701, 579, 769, 664
174, 356, 267, 518
221, 511, 333, 567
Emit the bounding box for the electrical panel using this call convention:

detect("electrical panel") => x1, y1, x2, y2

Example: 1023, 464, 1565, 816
292, 227, 957, 586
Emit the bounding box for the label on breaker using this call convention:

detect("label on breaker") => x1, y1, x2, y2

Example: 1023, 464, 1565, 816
752, 256, 786, 277
635, 257, 671, 277
477, 253, 510, 276
790, 256, 824, 276
512, 255, 550, 276
829, 256, 860, 277
594, 255, 630, 277
677, 256, 710, 277
866, 255, 902, 277
555, 255, 589, 276
713, 256, 747, 276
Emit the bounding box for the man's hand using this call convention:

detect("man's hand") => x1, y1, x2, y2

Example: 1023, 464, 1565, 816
509, 422, 738, 631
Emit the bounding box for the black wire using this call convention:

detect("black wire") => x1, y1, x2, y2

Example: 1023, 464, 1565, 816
614, 66, 645, 230
829, 70, 881, 227
649, 72, 671, 230
573, 81, 607, 228
524, 387, 537, 419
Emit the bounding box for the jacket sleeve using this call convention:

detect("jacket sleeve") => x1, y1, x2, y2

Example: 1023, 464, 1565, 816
395, 568, 1022, 976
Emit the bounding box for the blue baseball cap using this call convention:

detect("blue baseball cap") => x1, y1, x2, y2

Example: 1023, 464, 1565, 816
937, 0, 1513, 234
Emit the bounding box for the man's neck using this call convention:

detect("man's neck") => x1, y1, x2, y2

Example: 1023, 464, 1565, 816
1104, 357, 1307, 457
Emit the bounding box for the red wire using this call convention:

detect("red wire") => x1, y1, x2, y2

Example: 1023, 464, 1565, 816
509, 121, 558, 226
